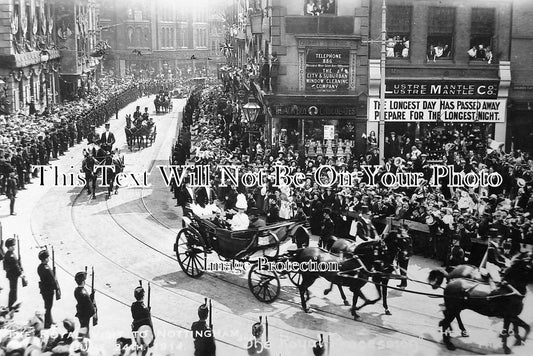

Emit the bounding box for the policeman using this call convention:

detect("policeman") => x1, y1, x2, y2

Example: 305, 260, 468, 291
37, 249, 59, 328
131, 286, 155, 353
74, 271, 96, 337
191, 301, 215, 356
396, 225, 413, 289
320, 208, 335, 250
3, 238, 24, 308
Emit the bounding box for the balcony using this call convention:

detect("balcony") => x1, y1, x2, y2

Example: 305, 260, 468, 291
285, 16, 354, 35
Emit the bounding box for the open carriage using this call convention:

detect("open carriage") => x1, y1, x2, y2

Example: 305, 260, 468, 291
174, 212, 307, 303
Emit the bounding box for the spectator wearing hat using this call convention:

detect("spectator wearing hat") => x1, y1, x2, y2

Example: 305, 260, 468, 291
37, 249, 59, 329
74, 271, 96, 337
191, 301, 216, 356
3, 238, 24, 308
231, 194, 250, 230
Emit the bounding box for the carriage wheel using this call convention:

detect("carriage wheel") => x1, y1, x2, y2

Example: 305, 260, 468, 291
288, 271, 303, 287
175, 228, 206, 278
248, 263, 280, 303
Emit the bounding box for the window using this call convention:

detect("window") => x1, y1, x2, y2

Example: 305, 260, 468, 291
427, 7, 455, 61
177, 28, 185, 47
469, 8, 495, 62
304, 0, 336, 16
386, 6, 411, 58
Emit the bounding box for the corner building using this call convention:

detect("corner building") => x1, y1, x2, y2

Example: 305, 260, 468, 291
263, 0, 370, 155
368, 0, 512, 154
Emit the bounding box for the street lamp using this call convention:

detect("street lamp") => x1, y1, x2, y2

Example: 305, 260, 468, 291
242, 98, 261, 123
242, 98, 261, 157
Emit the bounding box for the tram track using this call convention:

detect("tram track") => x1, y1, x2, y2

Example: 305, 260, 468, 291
106, 105, 490, 353
30, 99, 489, 354
134, 184, 492, 355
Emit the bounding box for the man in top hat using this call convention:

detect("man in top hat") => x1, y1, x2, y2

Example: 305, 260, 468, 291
74, 271, 96, 337
100, 123, 116, 153
131, 286, 155, 353
37, 249, 59, 328
133, 106, 142, 122
3, 238, 24, 308
231, 194, 250, 230
191, 301, 216, 356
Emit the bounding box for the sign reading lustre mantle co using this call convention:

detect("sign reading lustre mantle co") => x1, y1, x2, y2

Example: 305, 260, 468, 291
306, 48, 350, 92
385, 80, 500, 99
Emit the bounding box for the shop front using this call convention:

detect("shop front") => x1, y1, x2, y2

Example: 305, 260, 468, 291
266, 97, 366, 158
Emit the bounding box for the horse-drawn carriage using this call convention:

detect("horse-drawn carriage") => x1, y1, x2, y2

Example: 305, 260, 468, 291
125, 114, 157, 150
154, 92, 172, 113
174, 212, 307, 303
81, 145, 124, 199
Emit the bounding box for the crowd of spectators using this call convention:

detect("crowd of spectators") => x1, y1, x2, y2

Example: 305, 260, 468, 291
173, 84, 533, 266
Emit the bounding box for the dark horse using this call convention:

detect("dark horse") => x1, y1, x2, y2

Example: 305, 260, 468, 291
103, 152, 124, 199
288, 237, 397, 319
322, 229, 410, 317
125, 114, 135, 149
439, 252, 533, 354
429, 243, 530, 345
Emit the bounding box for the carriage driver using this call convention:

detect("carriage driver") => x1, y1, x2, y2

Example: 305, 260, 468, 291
100, 123, 116, 153
230, 194, 250, 230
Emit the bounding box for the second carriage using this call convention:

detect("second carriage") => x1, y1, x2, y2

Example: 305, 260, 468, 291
174, 212, 308, 303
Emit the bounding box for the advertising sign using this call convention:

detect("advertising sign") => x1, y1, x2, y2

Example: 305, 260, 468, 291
369, 98, 506, 122
385, 80, 500, 99
306, 48, 350, 92
324, 125, 335, 140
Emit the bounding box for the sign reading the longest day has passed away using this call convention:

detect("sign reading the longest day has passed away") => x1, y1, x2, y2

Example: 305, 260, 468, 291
369, 98, 506, 122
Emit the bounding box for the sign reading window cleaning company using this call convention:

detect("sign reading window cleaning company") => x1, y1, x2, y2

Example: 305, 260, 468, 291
369, 99, 506, 122
306, 48, 350, 92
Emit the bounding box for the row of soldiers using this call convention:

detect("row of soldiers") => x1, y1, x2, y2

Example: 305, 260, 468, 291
0, 86, 144, 212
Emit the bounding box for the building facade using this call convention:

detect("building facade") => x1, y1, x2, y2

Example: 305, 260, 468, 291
99, 0, 210, 78
0, 0, 62, 113
259, 0, 370, 155
368, 0, 512, 156
508, 0, 533, 152
55, 0, 99, 101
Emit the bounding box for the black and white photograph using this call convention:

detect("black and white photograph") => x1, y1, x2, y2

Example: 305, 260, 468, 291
0, 0, 532, 355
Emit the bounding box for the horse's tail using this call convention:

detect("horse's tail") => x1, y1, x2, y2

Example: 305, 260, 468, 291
428, 268, 448, 289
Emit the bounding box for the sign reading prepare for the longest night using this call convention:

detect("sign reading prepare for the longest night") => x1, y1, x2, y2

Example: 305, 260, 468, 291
369, 98, 506, 122
306, 48, 350, 92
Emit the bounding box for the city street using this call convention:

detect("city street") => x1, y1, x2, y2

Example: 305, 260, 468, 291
2, 95, 531, 356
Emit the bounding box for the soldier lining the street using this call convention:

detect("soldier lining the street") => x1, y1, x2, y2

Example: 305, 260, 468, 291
191, 301, 216, 356
5, 172, 17, 215
131, 285, 155, 355
3, 238, 24, 308
37, 249, 59, 329
74, 271, 96, 337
